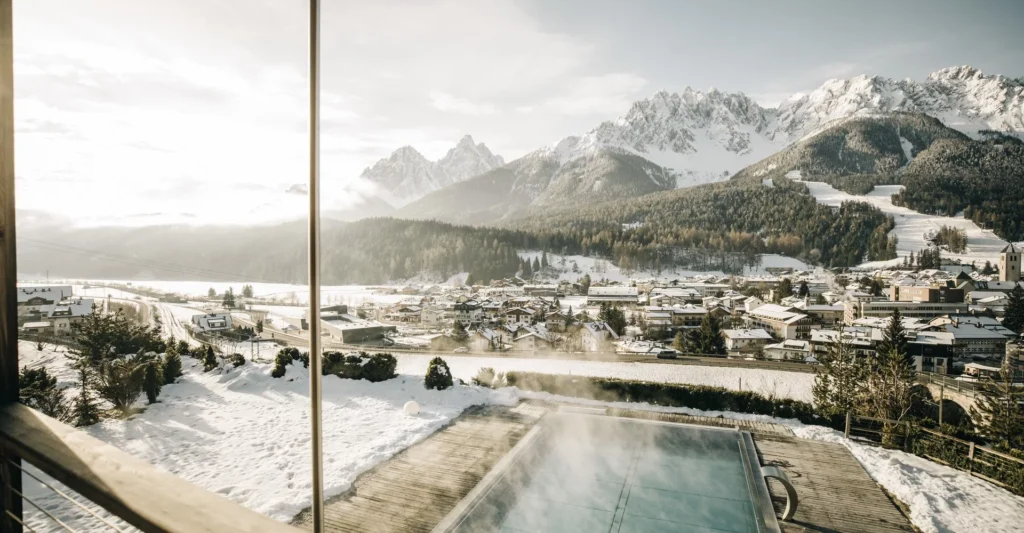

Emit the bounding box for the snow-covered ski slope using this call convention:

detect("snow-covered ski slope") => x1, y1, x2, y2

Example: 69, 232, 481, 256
795, 175, 1018, 268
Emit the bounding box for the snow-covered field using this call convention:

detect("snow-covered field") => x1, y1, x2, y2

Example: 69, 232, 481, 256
17, 341, 517, 530
518, 251, 812, 283
799, 180, 1018, 267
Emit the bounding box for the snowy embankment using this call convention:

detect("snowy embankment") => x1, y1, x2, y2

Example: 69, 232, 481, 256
796, 177, 1018, 268
394, 354, 813, 402
17, 341, 517, 531
517, 391, 1024, 533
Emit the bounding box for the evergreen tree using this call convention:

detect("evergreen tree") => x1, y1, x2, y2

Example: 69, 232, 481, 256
970, 363, 1024, 450
72, 366, 100, 427
541, 250, 549, 269
424, 357, 454, 390
208, 287, 216, 298
143, 359, 163, 404
598, 303, 627, 335
162, 351, 183, 385
866, 312, 917, 445
797, 280, 810, 298
1003, 285, 1024, 334
19, 367, 71, 422
812, 326, 864, 417
241, 284, 254, 298
202, 345, 218, 372
464, 272, 475, 286
222, 288, 236, 309
672, 331, 686, 353
696, 315, 726, 355
579, 274, 592, 295
876, 308, 909, 364
982, 260, 995, 275
255, 319, 264, 336
451, 320, 469, 342
565, 306, 574, 329
521, 259, 533, 279
778, 278, 793, 299
532, 257, 541, 274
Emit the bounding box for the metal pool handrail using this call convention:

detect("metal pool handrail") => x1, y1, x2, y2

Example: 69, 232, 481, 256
761, 466, 798, 520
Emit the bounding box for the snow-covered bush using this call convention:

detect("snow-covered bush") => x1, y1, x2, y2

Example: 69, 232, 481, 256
96, 357, 146, 411
362, 353, 397, 382
472, 367, 496, 388
323, 352, 397, 382
229, 353, 246, 368
271, 348, 293, 378
424, 357, 453, 390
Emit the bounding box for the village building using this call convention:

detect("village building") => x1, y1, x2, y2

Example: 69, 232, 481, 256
581, 321, 619, 352
843, 300, 970, 323
587, 286, 639, 306
722, 329, 773, 354
191, 312, 232, 333
742, 303, 820, 340
453, 302, 483, 326
763, 339, 813, 362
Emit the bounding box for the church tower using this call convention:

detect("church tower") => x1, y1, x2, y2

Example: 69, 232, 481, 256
1000, 243, 1021, 282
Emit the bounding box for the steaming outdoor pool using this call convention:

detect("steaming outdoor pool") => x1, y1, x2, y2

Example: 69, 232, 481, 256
436, 411, 781, 533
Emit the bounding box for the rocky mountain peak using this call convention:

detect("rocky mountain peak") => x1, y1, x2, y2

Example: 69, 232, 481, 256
361, 136, 505, 206
928, 65, 985, 82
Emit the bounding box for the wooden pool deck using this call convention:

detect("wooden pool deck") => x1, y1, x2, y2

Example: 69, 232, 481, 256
294, 400, 914, 533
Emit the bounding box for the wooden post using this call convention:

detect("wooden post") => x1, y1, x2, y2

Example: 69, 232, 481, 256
844, 412, 851, 439
968, 442, 975, 473
938, 384, 944, 427
0, 1, 22, 531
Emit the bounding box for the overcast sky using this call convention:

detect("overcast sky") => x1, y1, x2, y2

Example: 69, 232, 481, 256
14, 0, 1024, 226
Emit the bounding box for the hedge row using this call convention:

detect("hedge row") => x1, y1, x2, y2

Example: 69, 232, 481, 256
505, 372, 821, 424
323, 352, 397, 382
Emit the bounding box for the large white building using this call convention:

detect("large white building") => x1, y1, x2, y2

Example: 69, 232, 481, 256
587, 286, 639, 305
742, 303, 820, 340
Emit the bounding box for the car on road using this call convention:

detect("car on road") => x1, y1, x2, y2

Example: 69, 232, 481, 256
453, 347, 468, 353
655, 349, 678, 359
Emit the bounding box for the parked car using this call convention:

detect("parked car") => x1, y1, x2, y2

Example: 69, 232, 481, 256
453, 347, 468, 353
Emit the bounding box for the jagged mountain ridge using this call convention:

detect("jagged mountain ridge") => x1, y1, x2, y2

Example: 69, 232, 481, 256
554, 65, 1023, 187
361, 135, 504, 205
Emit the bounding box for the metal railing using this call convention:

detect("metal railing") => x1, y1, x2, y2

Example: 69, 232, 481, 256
844, 413, 1024, 496
917, 372, 981, 398
1, 403, 302, 533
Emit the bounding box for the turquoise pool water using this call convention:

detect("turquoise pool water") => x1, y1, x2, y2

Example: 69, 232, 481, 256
441, 413, 778, 533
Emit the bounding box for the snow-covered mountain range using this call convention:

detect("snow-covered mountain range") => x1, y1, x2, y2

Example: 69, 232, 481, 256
551, 65, 1023, 187
362, 135, 504, 205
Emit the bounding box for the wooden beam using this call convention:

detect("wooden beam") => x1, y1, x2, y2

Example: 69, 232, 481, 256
0, 404, 303, 533
0, 1, 22, 532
